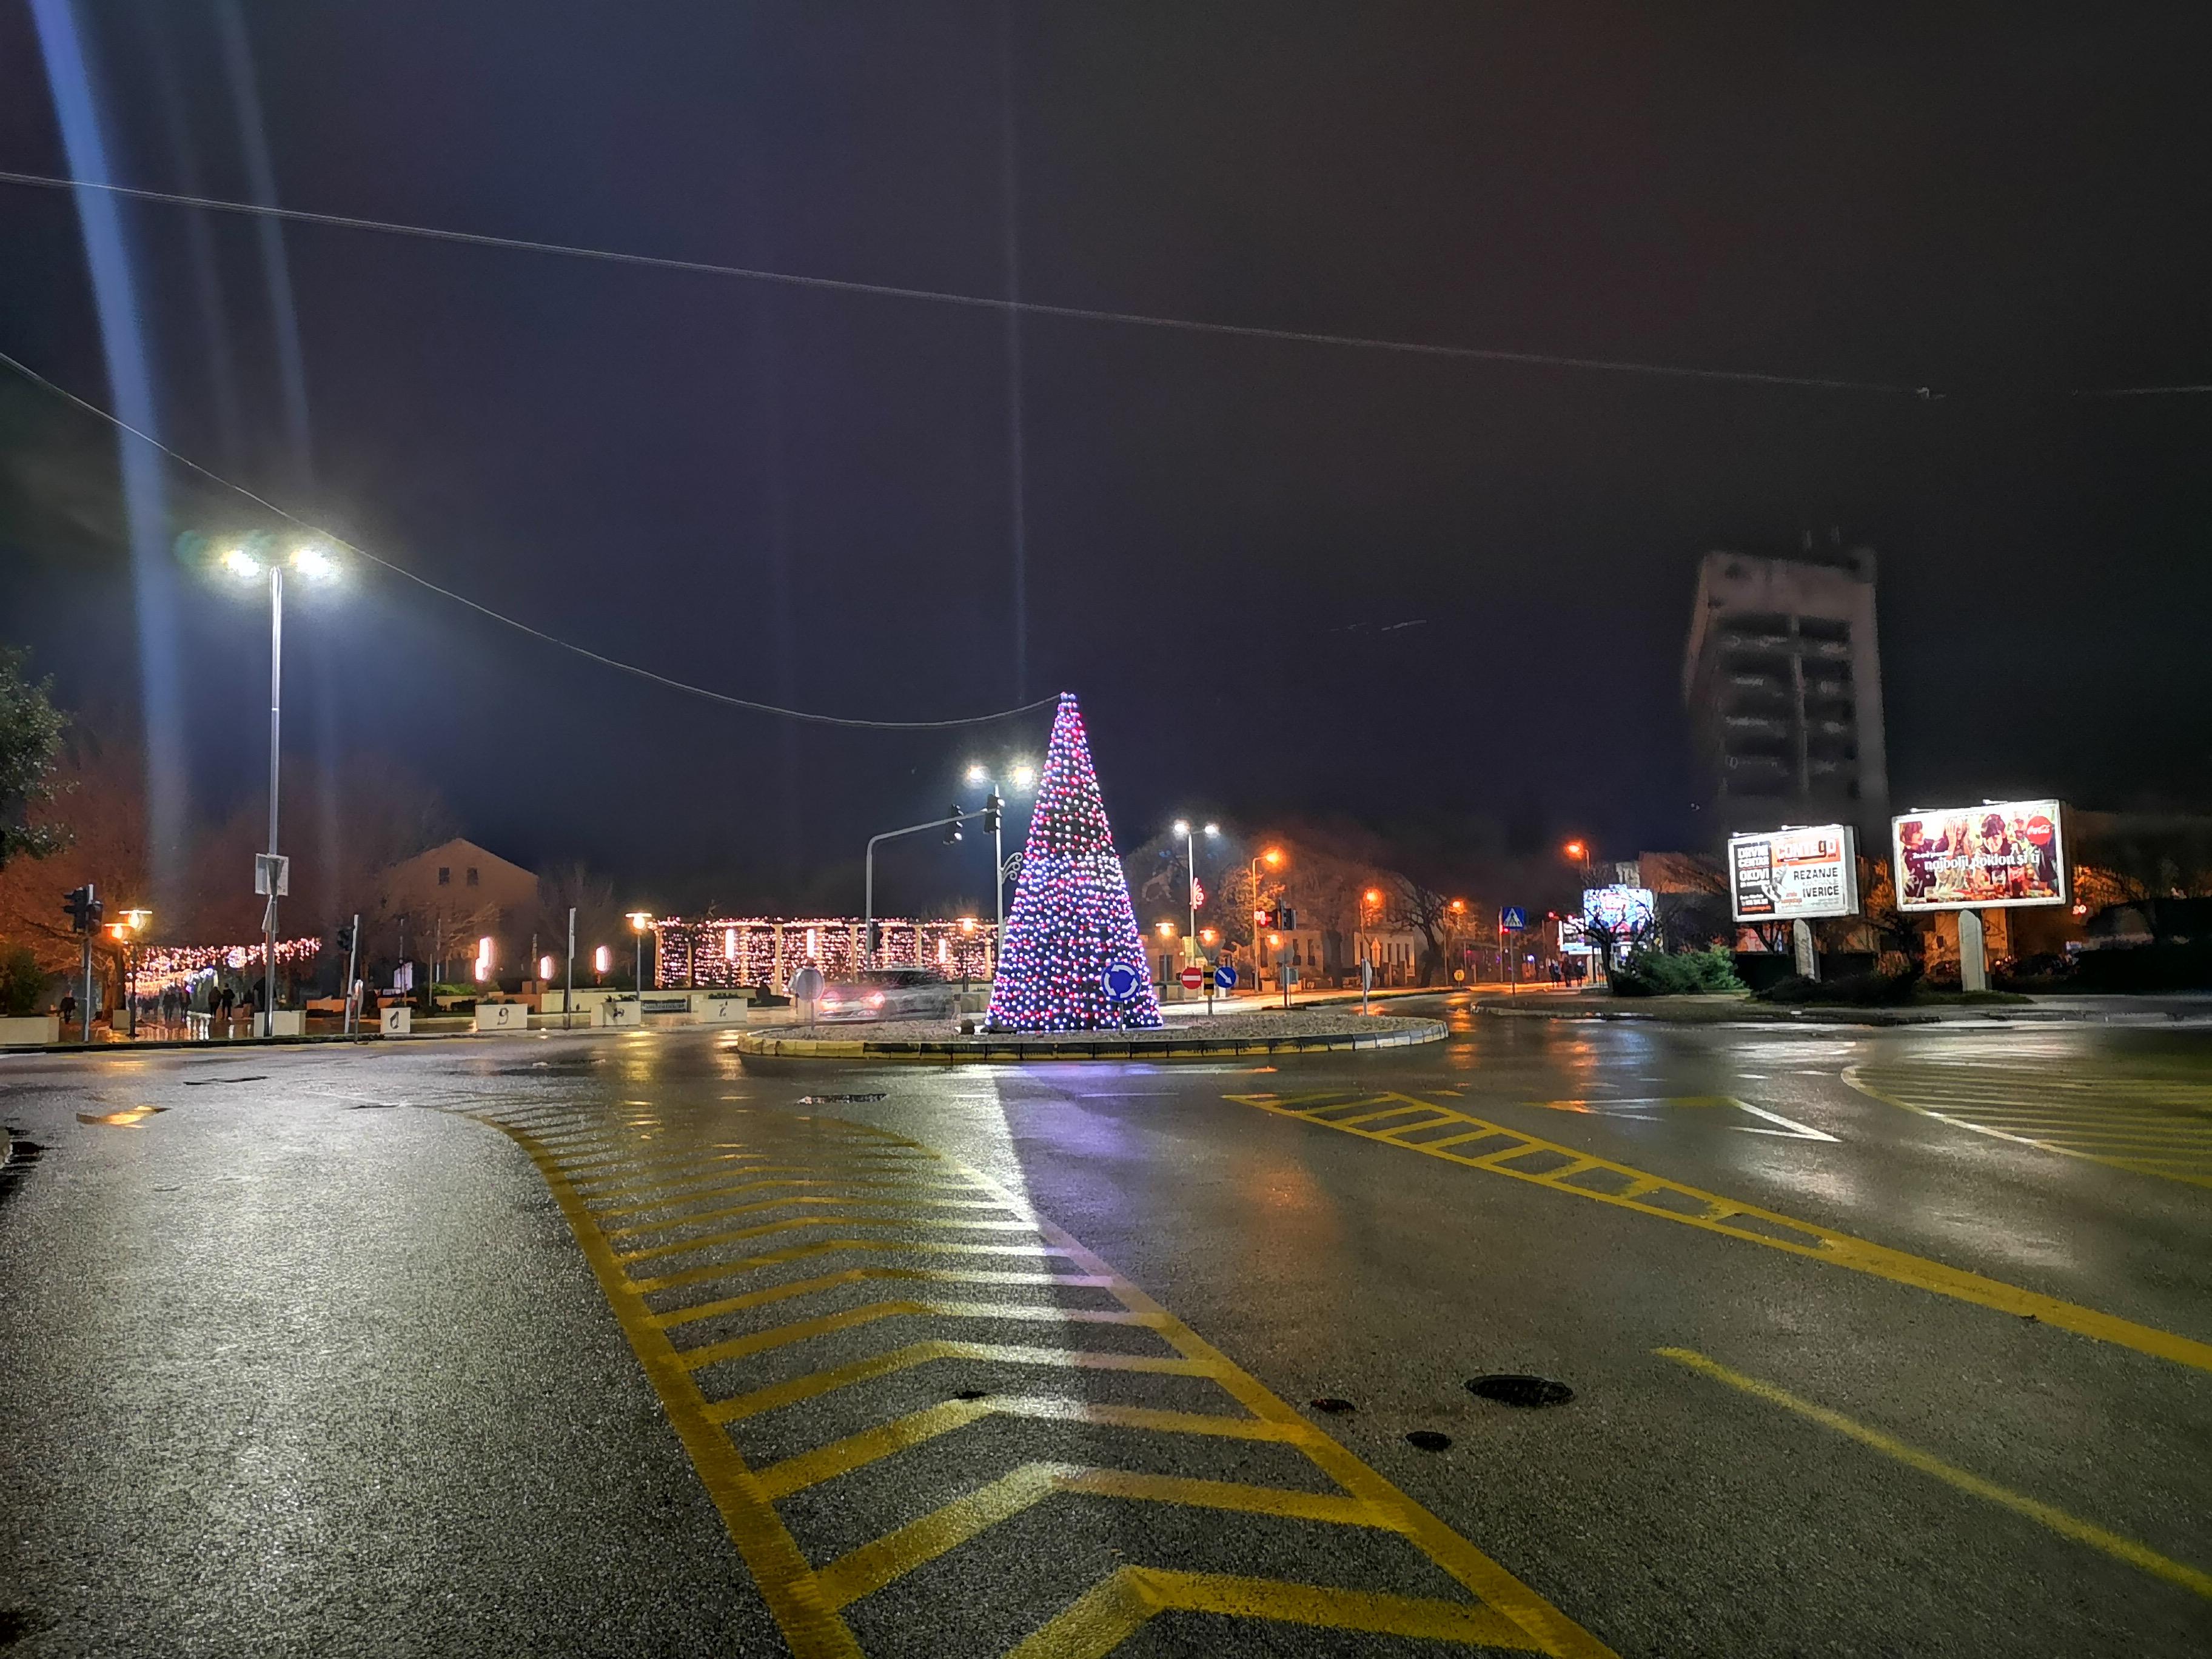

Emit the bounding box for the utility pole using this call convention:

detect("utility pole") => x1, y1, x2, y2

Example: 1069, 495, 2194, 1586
565, 907, 576, 1032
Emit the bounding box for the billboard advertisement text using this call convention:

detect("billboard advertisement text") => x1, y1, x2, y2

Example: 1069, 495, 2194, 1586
1891, 802, 2065, 912
1729, 825, 1859, 922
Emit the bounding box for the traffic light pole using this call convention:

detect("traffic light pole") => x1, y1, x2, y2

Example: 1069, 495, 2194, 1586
79, 927, 93, 1044
863, 808, 977, 969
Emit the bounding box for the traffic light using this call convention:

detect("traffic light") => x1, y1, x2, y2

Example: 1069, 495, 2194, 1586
982, 792, 1004, 836
62, 884, 101, 933
1264, 905, 1298, 930
943, 805, 964, 844
336, 921, 355, 954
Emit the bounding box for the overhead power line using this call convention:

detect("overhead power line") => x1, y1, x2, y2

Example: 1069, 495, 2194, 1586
0, 167, 1929, 396
0, 345, 1057, 730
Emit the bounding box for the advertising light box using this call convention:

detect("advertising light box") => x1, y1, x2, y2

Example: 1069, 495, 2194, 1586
1729, 825, 1859, 923
1581, 885, 1656, 935
1891, 801, 2066, 912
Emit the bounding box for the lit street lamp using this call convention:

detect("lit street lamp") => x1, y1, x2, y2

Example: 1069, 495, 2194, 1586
626, 912, 653, 993
1169, 819, 1220, 959
110, 907, 150, 1036
224, 543, 340, 1035
1251, 846, 1285, 993
962, 759, 1040, 974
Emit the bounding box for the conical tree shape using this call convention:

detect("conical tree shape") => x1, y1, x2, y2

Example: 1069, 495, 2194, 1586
986, 694, 1163, 1031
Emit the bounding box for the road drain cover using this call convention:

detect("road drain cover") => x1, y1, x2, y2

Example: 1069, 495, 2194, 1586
1309, 1397, 1356, 1414
1467, 1374, 1574, 1408
1405, 1430, 1453, 1451
798, 1093, 886, 1104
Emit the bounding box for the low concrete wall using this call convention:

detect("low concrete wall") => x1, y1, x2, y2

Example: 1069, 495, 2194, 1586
379, 1006, 411, 1036
474, 1001, 531, 1033
0, 1014, 62, 1045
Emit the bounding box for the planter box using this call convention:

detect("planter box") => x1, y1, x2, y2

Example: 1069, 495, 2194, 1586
0, 1014, 62, 1045
474, 1002, 531, 1033
594, 997, 642, 1028
379, 1006, 412, 1036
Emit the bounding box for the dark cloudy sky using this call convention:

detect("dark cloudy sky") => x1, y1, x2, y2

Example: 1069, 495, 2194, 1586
4, 1, 2210, 911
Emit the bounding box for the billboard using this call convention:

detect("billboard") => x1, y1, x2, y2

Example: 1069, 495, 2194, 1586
1581, 885, 1656, 936
1729, 825, 1859, 922
1558, 914, 1593, 955
1891, 802, 2066, 912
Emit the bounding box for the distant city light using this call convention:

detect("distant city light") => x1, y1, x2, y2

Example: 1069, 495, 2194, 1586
1156, 920, 1176, 938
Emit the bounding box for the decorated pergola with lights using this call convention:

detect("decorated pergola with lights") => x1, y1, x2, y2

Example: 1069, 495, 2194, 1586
985, 693, 1161, 1032
649, 917, 997, 992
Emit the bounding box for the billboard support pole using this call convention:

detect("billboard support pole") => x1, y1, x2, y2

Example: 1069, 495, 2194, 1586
1791, 919, 1818, 980
1958, 910, 1988, 993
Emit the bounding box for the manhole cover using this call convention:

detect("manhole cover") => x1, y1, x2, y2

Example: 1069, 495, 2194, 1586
1467, 1374, 1574, 1408
1405, 1430, 1453, 1451
797, 1093, 887, 1104
1309, 1396, 1356, 1414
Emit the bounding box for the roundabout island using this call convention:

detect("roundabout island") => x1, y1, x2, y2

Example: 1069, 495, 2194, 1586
729, 1007, 1446, 1064
756, 693, 1449, 1064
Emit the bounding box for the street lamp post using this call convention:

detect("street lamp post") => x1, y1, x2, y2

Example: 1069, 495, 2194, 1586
1250, 846, 1284, 994
965, 760, 1037, 978
1170, 820, 1219, 964
626, 912, 653, 994
226, 543, 337, 1036
117, 907, 150, 1036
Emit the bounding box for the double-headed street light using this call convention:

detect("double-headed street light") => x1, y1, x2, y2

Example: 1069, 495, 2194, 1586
963, 759, 1039, 973
224, 541, 340, 1036
1169, 819, 1219, 956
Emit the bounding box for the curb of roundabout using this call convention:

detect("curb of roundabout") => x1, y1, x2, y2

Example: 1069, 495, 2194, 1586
729, 1017, 1449, 1065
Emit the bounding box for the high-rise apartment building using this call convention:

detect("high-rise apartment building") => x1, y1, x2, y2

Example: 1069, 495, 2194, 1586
1683, 538, 1889, 841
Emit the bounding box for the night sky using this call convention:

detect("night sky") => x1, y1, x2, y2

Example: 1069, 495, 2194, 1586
4, 2, 2210, 916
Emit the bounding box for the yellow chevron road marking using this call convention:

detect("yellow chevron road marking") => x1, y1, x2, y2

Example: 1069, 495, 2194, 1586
1230, 1089, 2212, 1375
476, 1105, 1614, 1658
1007, 1568, 1544, 1657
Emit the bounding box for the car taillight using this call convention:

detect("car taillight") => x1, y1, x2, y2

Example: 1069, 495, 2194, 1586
868, 991, 886, 1007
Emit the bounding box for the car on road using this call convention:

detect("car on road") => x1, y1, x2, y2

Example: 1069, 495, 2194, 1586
814, 967, 961, 1022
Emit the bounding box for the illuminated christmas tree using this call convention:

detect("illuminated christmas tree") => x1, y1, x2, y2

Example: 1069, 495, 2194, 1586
986, 693, 1162, 1032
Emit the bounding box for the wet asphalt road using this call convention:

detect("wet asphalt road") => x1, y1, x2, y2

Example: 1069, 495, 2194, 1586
1, 999, 2207, 1657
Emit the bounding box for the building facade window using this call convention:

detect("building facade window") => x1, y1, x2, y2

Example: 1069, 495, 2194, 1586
466, 867, 480, 887
437, 867, 451, 886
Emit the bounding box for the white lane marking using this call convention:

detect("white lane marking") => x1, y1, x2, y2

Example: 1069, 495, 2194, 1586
1728, 1099, 1838, 1142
